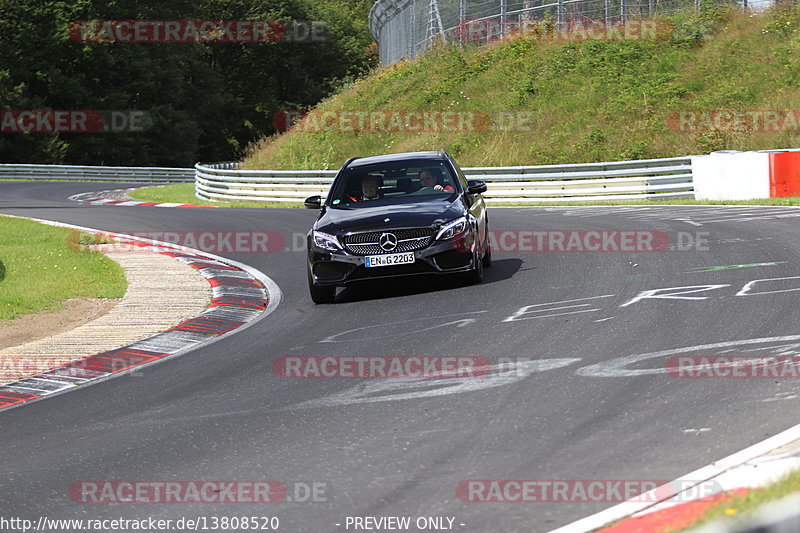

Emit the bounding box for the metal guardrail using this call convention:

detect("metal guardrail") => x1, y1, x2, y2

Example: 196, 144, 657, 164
0, 164, 194, 183
195, 162, 338, 202
195, 156, 694, 203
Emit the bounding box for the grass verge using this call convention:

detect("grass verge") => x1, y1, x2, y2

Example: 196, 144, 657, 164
128, 184, 302, 208
673, 470, 800, 532
243, 5, 800, 170
0, 216, 127, 321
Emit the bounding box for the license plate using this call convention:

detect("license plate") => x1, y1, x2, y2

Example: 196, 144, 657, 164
365, 252, 415, 268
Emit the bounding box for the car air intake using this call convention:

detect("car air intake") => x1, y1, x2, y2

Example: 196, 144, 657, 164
433, 250, 472, 269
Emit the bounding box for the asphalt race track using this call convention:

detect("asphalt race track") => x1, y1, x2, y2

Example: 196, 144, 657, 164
2, 181, 800, 532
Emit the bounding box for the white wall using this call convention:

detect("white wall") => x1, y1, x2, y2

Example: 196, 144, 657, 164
691, 152, 771, 200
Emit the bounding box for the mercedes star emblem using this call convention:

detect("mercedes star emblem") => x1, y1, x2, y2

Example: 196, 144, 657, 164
379, 232, 398, 252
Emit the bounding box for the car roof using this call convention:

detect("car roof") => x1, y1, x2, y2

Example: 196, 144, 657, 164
346, 151, 446, 168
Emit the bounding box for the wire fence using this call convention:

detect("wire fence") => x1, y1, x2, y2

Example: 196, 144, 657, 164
369, 0, 751, 64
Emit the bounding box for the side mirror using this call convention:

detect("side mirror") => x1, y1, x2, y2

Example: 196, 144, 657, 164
304, 195, 322, 209
467, 180, 487, 194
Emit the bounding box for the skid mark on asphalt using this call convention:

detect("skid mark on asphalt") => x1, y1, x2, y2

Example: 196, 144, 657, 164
762, 391, 800, 402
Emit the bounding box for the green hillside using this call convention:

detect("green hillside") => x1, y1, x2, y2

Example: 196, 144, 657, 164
244, 4, 800, 170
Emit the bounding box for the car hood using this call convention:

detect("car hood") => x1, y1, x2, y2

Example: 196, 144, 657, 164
315, 198, 466, 235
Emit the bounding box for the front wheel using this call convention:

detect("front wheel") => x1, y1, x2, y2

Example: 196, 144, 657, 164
308, 271, 336, 304
465, 250, 484, 284
482, 236, 492, 268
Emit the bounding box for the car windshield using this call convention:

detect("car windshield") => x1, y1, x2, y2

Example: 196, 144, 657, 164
328, 159, 458, 208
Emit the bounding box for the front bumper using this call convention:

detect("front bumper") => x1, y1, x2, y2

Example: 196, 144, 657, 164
308, 234, 477, 287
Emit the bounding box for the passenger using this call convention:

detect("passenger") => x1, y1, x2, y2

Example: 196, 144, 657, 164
418, 168, 454, 192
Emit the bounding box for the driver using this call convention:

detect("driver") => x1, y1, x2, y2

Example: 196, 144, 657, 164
347, 175, 382, 202
418, 168, 454, 192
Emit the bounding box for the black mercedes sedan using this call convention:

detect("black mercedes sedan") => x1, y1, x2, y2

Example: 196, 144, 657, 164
304, 150, 490, 303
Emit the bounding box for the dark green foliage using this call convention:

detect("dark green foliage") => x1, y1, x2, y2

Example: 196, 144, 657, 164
0, 0, 373, 165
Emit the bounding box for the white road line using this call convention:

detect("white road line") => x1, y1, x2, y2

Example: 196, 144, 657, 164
520, 295, 615, 307
677, 219, 703, 227
521, 304, 592, 313
520, 308, 601, 320
549, 421, 800, 533
319, 312, 488, 343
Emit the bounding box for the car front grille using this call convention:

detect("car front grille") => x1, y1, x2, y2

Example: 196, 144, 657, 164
343, 228, 433, 255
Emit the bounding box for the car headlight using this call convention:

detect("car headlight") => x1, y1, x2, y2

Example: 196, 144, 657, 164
312, 230, 343, 252
435, 216, 468, 240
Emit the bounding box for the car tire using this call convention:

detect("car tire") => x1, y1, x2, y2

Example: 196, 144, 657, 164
482, 235, 492, 268
308, 271, 336, 304
466, 249, 484, 284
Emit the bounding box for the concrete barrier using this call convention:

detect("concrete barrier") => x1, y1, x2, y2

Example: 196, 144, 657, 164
691, 149, 800, 200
